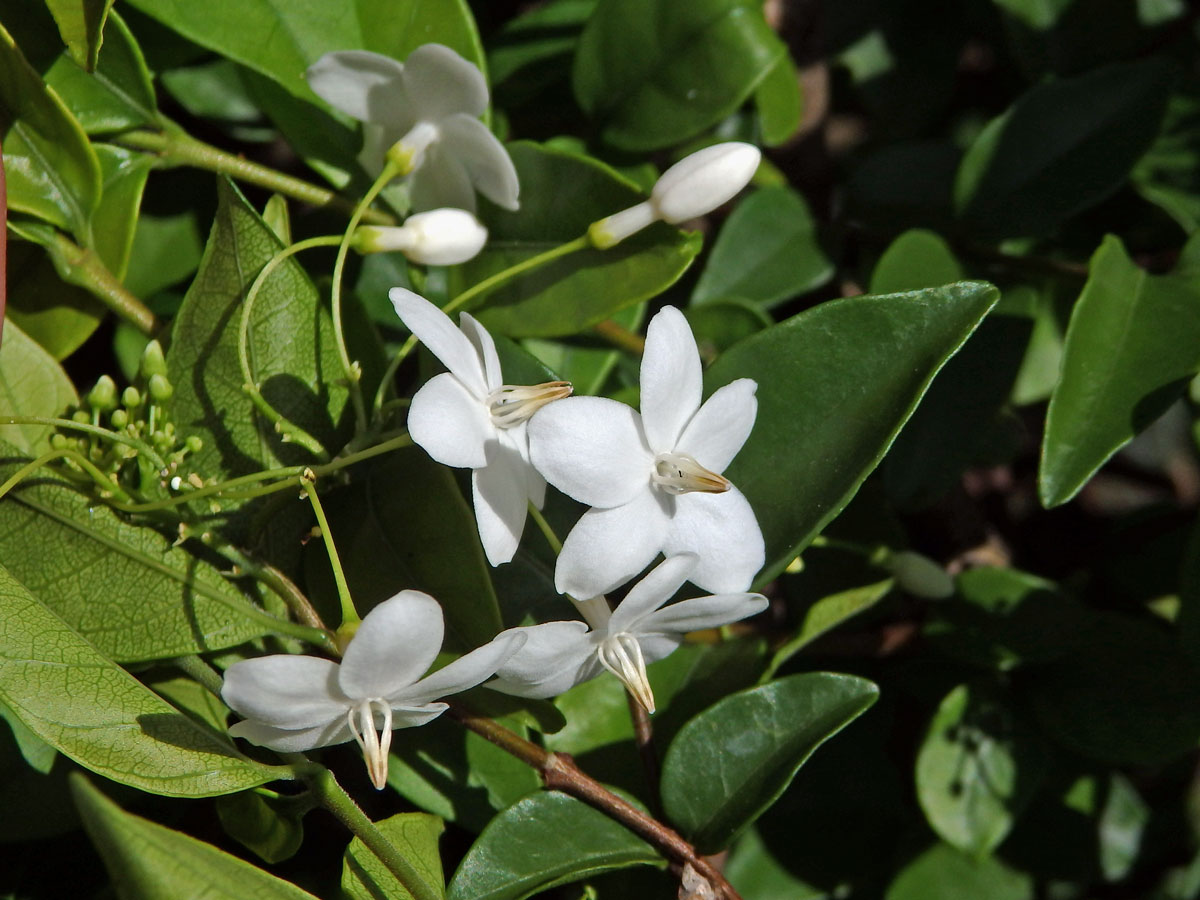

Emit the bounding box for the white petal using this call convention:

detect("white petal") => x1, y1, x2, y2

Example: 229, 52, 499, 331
472, 435, 531, 566
640, 306, 702, 453
651, 142, 761, 223
528, 396, 652, 508
459, 312, 503, 392
401, 43, 489, 122
554, 490, 670, 599
488, 621, 597, 698
438, 114, 520, 211
389, 288, 487, 392
339, 591, 444, 699
608, 554, 699, 633
408, 372, 492, 469
221, 656, 347, 729
642, 592, 768, 634
663, 487, 765, 593
388, 703, 450, 729
410, 144, 477, 213
306, 51, 411, 128
635, 632, 684, 667
402, 630, 527, 705
229, 717, 354, 752
676, 378, 757, 474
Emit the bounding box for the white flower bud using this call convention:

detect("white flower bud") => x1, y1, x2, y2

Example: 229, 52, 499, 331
353, 209, 488, 265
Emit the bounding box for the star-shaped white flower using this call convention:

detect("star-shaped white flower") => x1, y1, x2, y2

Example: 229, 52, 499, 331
222, 590, 525, 789
529, 305, 764, 599
306, 44, 519, 213
488, 554, 767, 712
390, 288, 571, 566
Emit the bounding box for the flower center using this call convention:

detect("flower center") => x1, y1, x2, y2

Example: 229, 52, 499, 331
386, 121, 441, 174
596, 632, 655, 714
487, 381, 572, 428
651, 451, 730, 495
347, 698, 393, 790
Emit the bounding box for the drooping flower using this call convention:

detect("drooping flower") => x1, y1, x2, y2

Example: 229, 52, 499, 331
353, 208, 488, 265
306, 44, 519, 213
529, 305, 764, 599
389, 288, 571, 565
222, 590, 525, 789
588, 142, 761, 249
488, 554, 767, 712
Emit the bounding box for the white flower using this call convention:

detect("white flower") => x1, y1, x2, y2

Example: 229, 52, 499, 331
489, 554, 767, 712
529, 305, 764, 599
588, 142, 761, 249
353, 209, 488, 265
222, 590, 525, 789
306, 44, 519, 213
389, 288, 571, 566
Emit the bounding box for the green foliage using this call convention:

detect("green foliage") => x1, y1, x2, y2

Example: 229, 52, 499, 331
0, 319, 77, 453
343, 813, 445, 900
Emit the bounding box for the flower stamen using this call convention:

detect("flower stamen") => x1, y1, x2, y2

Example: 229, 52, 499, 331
487, 381, 572, 428
347, 698, 394, 789
596, 632, 655, 713
651, 451, 730, 495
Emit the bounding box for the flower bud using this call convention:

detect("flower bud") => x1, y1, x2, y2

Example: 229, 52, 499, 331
885, 551, 954, 599
148, 374, 174, 403
110, 409, 129, 429
139, 340, 168, 380
123, 387, 142, 408
87, 376, 118, 413
353, 210, 488, 265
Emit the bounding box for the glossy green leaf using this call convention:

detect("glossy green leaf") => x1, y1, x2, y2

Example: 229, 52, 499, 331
343, 813, 445, 900
886, 843, 1033, 900
45, 0, 115, 71
0, 317, 77, 453
660, 672, 879, 852
869, 228, 962, 295
0, 566, 279, 796
459, 142, 700, 338
0, 21, 100, 239
73, 776, 314, 895
123, 0, 484, 101
955, 58, 1173, 238
446, 791, 662, 900
123, 209, 205, 299
754, 53, 803, 147
90, 144, 154, 280
691, 186, 832, 308
522, 304, 645, 397
1040, 234, 1200, 507
573, 0, 785, 150
215, 790, 305, 864
167, 178, 352, 481
0, 447, 270, 662
707, 281, 999, 584
915, 684, 1046, 857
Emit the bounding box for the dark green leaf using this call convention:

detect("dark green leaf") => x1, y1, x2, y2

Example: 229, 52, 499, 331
446, 791, 661, 900
216, 790, 305, 864
955, 57, 1173, 238
660, 672, 879, 852
990, 0, 1074, 30
868, 228, 962, 294
0, 566, 279, 796
724, 826, 825, 900
685, 300, 771, 359
123, 209, 205, 298
1133, 83, 1200, 233
458, 142, 700, 338
754, 53, 803, 147
73, 776, 315, 895
886, 843, 1033, 900
44, 0, 115, 71
0, 317, 77, 454
1040, 234, 1200, 507
707, 281, 999, 584
4, 236, 105, 359
691, 186, 832, 308
90, 144, 154, 280
344, 813, 445, 900
573, 0, 785, 150
1099, 774, 1148, 881
522, 304, 645, 397
487, 0, 592, 88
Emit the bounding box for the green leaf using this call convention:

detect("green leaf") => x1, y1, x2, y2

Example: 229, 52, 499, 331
0, 565, 279, 796
167, 178, 352, 481
0, 20, 100, 240
123, 0, 484, 101
955, 57, 1173, 238
685, 300, 772, 358
0, 318, 77, 454
706, 281, 999, 584
1099, 774, 1149, 881
1040, 234, 1200, 507
660, 672, 879, 852
123, 209, 205, 299
573, 0, 785, 151
0, 448, 270, 662
989, 0, 1075, 30
0, 698, 57, 774
724, 826, 825, 900
73, 776, 315, 895
915, 684, 1046, 857
44, 0, 115, 71
215, 791, 305, 864
886, 843, 1033, 900
458, 142, 700, 338
522, 304, 646, 397
869, 228, 962, 295
343, 813, 445, 900
90, 143, 154, 280
690, 186, 832, 309
446, 791, 662, 900
1134, 84, 1200, 234
754, 53, 803, 147
5, 236, 105, 359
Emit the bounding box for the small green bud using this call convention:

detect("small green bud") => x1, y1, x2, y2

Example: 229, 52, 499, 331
886, 551, 955, 599
139, 340, 168, 379
110, 409, 129, 429
71, 409, 90, 424
185, 435, 204, 453
123, 386, 142, 408
50, 434, 69, 450
87, 375, 119, 412
148, 374, 174, 403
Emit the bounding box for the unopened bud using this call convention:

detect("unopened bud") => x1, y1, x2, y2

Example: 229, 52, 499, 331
139, 340, 168, 379
148, 374, 174, 403
50, 433, 69, 450
123, 387, 142, 408
110, 409, 129, 429
185, 435, 204, 453
71, 409, 90, 424
88, 376, 118, 412
353, 209, 488, 266
885, 551, 954, 599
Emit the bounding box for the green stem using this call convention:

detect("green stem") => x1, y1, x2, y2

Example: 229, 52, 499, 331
592, 317, 646, 355
238, 236, 343, 462
0, 450, 131, 504
300, 765, 441, 900
224, 552, 329, 633
40, 231, 158, 334
299, 472, 359, 628
372, 234, 592, 416
172, 654, 224, 696
0, 416, 169, 472
116, 129, 396, 226
527, 502, 562, 555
